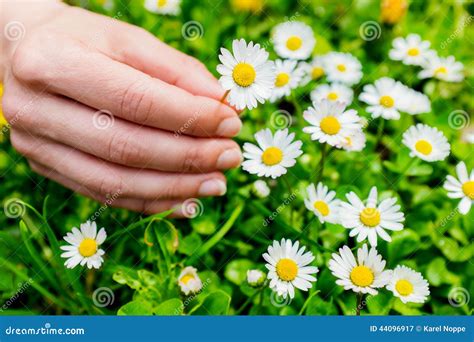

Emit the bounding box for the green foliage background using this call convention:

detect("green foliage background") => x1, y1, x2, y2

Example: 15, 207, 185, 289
0, 0, 473, 315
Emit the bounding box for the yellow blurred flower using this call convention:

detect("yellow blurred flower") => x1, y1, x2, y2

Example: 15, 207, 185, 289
381, 0, 408, 24
231, 0, 264, 13
0, 84, 7, 127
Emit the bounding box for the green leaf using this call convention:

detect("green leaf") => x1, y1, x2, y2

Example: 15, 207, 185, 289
154, 298, 183, 315
388, 229, 420, 261
305, 296, 338, 315
178, 232, 202, 256
117, 300, 154, 316
189, 291, 231, 315
224, 259, 254, 286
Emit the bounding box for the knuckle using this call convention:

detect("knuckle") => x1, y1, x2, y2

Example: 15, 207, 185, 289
181, 145, 202, 172
95, 173, 124, 196
119, 78, 155, 124
107, 131, 143, 165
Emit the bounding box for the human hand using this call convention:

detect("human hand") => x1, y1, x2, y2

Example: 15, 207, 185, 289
1, 1, 242, 216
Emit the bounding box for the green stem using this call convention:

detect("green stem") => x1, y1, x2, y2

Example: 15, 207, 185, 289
291, 93, 302, 117
298, 290, 320, 315
316, 144, 328, 183
356, 292, 364, 316
393, 158, 418, 189
235, 287, 264, 315
375, 119, 385, 149
282, 176, 294, 225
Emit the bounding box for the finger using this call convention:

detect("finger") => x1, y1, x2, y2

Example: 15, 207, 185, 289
10, 129, 228, 200
12, 37, 241, 137
14, 90, 242, 172
28, 160, 187, 216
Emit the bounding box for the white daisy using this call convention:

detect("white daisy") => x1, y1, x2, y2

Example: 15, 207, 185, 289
329, 244, 392, 295
325, 52, 363, 86
299, 56, 327, 85
399, 88, 431, 115
303, 99, 362, 147
272, 21, 316, 60
358, 77, 408, 120
387, 265, 430, 304
247, 269, 266, 287
389, 34, 435, 66
341, 130, 367, 152
178, 266, 203, 295
418, 55, 464, 82
60, 221, 106, 269
340, 186, 405, 246
252, 180, 270, 198
144, 0, 181, 15
217, 39, 275, 110
269, 59, 303, 103
263, 239, 319, 299
242, 128, 303, 179
304, 182, 340, 224
444, 161, 474, 215
311, 83, 354, 106
402, 124, 451, 162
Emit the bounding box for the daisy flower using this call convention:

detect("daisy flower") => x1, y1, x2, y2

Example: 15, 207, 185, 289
329, 244, 392, 295
402, 124, 451, 162
303, 99, 362, 147
231, 0, 264, 12
387, 265, 430, 304
217, 39, 274, 110
341, 130, 367, 152
399, 88, 431, 115
444, 161, 474, 215
178, 266, 203, 295
272, 21, 316, 60
242, 128, 303, 179
60, 221, 106, 269
247, 269, 266, 287
263, 239, 319, 299
269, 59, 303, 103
340, 186, 405, 246
299, 56, 327, 85
311, 83, 354, 106
358, 77, 408, 120
144, 0, 181, 15
325, 52, 363, 86
418, 55, 464, 82
252, 179, 271, 198
304, 182, 340, 224
389, 34, 435, 66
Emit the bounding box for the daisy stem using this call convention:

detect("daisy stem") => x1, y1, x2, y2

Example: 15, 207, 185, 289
282, 176, 294, 224
356, 292, 364, 316
291, 93, 302, 117
316, 144, 328, 183
375, 119, 385, 149
393, 157, 418, 189
235, 286, 264, 315
220, 89, 230, 103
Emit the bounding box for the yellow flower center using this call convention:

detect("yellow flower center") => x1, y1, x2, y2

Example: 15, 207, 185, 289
415, 139, 432, 155
313, 200, 330, 216
157, 0, 167, 7
275, 72, 290, 87
276, 258, 298, 281
78, 238, 98, 257
180, 274, 195, 285
337, 64, 346, 72
320, 116, 341, 135
462, 181, 474, 199
379, 95, 394, 108
311, 66, 324, 79
407, 47, 419, 56
327, 92, 339, 101
350, 265, 374, 287
261, 147, 283, 166
395, 279, 414, 296
360, 207, 381, 227
345, 136, 352, 147
286, 36, 302, 51
434, 66, 447, 75
231, 0, 263, 12
232, 63, 256, 87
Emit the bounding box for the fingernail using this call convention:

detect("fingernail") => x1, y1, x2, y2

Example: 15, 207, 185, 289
217, 117, 242, 137
216, 149, 242, 169
198, 179, 227, 197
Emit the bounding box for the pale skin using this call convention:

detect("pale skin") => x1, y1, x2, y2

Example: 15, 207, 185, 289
0, 1, 242, 217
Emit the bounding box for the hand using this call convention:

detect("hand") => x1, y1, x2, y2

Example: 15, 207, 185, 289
1, 1, 242, 216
